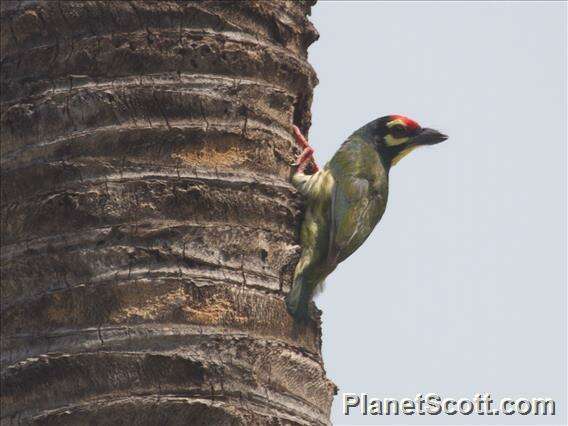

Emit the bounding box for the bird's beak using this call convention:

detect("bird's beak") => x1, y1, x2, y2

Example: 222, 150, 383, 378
412, 128, 448, 146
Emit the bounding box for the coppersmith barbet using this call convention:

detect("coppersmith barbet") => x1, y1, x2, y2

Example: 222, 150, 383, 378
286, 115, 448, 320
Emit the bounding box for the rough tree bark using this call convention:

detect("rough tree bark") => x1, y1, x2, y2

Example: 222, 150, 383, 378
0, 1, 336, 424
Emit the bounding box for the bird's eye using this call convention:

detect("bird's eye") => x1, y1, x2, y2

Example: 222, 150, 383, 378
391, 124, 406, 138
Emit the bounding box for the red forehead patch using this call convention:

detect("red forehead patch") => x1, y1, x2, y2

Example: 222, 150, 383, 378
390, 115, 420, 131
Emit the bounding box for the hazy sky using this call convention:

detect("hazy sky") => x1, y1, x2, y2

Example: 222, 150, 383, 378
307, 2, 566, 425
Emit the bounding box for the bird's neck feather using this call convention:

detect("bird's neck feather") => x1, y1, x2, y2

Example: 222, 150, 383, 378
351, 126, 396, 171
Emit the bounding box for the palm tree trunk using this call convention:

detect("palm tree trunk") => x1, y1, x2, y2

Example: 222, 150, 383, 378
1, 1, 335, 424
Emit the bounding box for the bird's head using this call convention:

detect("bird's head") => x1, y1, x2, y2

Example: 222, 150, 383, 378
371, 115, 448, 167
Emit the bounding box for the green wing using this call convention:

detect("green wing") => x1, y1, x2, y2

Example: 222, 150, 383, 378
326, 138, 376, 265
328, 174, 374, 264
326, 135, 389, 265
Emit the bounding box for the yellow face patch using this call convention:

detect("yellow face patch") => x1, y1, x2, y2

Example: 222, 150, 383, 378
384, 134, 409, 147
391, 145, 418, 166
384, 118, 409, 146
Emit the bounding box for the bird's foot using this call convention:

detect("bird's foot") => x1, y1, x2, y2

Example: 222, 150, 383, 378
292, 125, 319, 174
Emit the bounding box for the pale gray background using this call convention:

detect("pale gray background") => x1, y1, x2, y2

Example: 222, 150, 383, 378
307, 2, 567, 425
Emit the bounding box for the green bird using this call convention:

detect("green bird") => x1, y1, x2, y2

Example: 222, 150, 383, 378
286, 115, 448, 320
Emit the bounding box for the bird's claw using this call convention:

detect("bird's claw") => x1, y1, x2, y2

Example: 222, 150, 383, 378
292, 125, 319, 174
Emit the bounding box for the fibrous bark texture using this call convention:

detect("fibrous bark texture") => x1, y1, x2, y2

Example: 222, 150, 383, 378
0, 1, 335, 424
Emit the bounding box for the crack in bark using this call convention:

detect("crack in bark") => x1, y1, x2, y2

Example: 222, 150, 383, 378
97, 323, 105, 347
151, 83, 171, 129
198, 98, 209, 132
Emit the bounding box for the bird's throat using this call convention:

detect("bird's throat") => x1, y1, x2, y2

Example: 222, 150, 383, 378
391, 145, 418, 166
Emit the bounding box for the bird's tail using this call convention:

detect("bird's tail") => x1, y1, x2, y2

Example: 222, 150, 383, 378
285, 275, 313, 321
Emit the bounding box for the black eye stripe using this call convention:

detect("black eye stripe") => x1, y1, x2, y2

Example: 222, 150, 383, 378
391, 124, 407, 137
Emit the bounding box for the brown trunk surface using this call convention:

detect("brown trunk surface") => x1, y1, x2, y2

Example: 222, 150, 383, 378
0, 1, 335, 424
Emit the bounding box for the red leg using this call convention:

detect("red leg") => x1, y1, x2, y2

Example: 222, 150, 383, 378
293, 125, 310, 149
296, 147, 315, 174
292, 126, 319, 173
